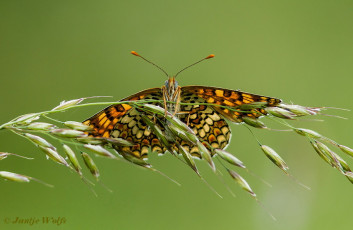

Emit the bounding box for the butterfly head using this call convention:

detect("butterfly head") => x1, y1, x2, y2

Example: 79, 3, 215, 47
165, 76, 178, 94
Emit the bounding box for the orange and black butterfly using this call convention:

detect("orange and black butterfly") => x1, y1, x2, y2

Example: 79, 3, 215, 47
83, 52, 281, 160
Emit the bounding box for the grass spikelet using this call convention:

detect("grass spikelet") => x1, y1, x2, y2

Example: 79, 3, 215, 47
265, 107, 296, 119
64, 121, 93, 131
260, 145, 289, 173
38, 146, 69, 167
14, 113, 40, 124
27, 122, 56, 131
214, 149, 245, 168
0, 171, 30, 183
50, 129, 87, 138
242, 116, 267, 129
51, 98, 84, 111
344, 171, 353, 184
315, 141, 343, 172
81, 152, 100, 180
338, 145, 353, 158
197, 141, 216, 172
140, 114, 173, 152
119, 151, 151, 168
227, 169, 256, 197
24, 133, 55, 149
177, 143, 199, 175
101, 137, 134, 146
0, 171, 53, 187
63, 144, 82, 175
316, 142, 351, 173
76, 137, 106, 145
331, 151, 351, 173
294, 128, 323, 139
168, 124, 197, 145
310, 140, 333, 166
279, 104, 319, 116
141, 104, 194, 134
83, 144, 116, 159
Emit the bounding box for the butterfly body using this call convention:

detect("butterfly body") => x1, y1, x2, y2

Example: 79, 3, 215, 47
163, 76, 181, 115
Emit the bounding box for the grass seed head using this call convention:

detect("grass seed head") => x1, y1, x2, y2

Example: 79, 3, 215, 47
14, 113, 40, 124
27, 122, 56, 131
227, 169, 256, 197
242, 116, 267, 129
316, 141, 344, 172
214, 149, 245, 168
120, 151, 151, 168
265, 107, 296, 119
344, 171, 353, 184
24, 133, 54, 149
76, 137, 106, 145
141, 104, 166, 115
294, 128, 323, 139
50, 129, 87, 138
140, 114, 172, 149
63, 145, 82, 174
261, 145, 289, 173
83, 144, 116, 159
184, 131, 199, 144
142, 104, 194, 134
197, 141, 216, 172
339, 145, 353, 158
51, 98, 84, 111
279, 104, 318, 116
310, 140, 333, 166
102, 137, 134, 146
64, 121, 93, 131
38, 146, 69, 166
81, 152, 100, 180
167, 116, 195, 134
331, 151, 351, 173
178, 144, 199, 174
168, 124, 197, 145
0, 153, 8, 160
0, 171, 30, 183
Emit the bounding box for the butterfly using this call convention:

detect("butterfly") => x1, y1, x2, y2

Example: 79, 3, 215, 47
83, 52, 282, 160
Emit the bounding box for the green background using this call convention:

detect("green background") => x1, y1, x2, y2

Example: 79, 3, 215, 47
1, 1, 353, 229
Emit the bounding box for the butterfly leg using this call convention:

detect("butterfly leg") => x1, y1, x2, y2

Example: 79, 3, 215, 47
161, 85, 168, 117
176, 109, 197, 126
172, 86, 182, 116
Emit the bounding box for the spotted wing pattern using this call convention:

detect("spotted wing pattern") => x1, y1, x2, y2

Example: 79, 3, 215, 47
109, 107, 165, 159
181, 86, 282, 122
83, 88, 165, 159
176, 93, 231, 158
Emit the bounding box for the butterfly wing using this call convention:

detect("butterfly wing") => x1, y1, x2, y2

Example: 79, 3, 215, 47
83, 85, 281, 160
181, 86, 282, 122
83, 88, 165, 159
176, 95, 231, 158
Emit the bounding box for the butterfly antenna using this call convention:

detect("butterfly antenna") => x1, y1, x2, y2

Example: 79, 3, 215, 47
131, 51, 169, 77
174, 54, 215, 78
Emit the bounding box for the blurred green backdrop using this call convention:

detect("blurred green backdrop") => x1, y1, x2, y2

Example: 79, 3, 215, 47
1, 0, 353, 229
